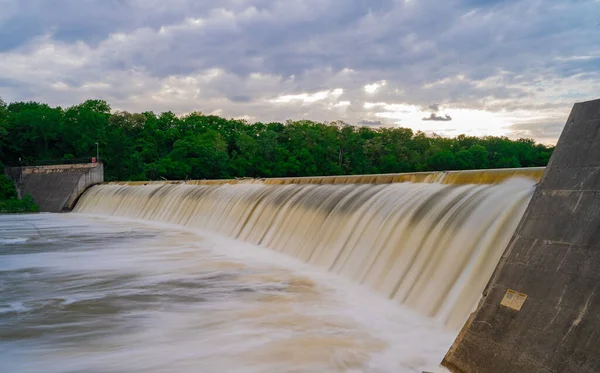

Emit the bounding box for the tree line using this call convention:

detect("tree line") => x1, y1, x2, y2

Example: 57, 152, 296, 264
0, 98, 554, 182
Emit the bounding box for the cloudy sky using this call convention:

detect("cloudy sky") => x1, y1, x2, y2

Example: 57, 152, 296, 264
1, 0, 599, 144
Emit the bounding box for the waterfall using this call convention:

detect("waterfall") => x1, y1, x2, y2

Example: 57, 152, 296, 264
74, 170, 539, 330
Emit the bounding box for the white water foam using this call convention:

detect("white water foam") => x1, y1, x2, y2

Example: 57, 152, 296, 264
0, 237, 29, 244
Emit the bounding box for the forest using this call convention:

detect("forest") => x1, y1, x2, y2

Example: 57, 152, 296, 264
0, 98, 554, 182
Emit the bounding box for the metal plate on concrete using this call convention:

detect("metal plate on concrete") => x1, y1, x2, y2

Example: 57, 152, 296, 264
500, 289, 528, 311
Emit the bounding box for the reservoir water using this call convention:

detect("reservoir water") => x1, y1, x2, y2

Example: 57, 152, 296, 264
1, 214, 454, 373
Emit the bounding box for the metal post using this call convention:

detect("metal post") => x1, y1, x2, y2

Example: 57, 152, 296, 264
95, 142, 99, 162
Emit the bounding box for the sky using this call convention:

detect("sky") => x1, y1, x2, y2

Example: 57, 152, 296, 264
0, 0, 599, 144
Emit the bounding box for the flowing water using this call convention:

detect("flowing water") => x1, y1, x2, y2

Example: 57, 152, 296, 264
1, 214, 453, 373
75, 177, 536, 329
2, 172, 539, 372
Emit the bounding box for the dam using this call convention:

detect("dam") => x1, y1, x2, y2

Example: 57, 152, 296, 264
74, 169, 540, 331
3, 98, 599, 372
2, 167, 541, 373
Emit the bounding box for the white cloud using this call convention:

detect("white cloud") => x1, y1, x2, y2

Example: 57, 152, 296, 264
334, 101, 351, 107
422, 75, 466, 89
269, 88, 344, 104
364, 80, 387, 94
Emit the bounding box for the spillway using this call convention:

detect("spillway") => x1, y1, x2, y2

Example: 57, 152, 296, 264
74, 168, 541, 330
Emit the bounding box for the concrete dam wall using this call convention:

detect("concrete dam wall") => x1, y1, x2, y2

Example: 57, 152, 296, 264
4, 162, 104, 212
443, 98, 600, 373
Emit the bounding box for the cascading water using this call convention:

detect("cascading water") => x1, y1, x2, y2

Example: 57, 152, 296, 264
74, 173, 537, 330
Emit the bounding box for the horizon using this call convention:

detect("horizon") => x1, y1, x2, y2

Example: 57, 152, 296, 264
0, 96, 562, 147
1, 0, 599, 145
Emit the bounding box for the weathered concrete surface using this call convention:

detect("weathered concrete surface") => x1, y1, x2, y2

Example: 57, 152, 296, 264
442, 98, 600, 373
4, 163, 104, 212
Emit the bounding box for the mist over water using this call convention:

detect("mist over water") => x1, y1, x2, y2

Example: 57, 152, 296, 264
1, 214, 454, 373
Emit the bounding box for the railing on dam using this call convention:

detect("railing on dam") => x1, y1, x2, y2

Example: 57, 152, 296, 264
6, 157, 102, 167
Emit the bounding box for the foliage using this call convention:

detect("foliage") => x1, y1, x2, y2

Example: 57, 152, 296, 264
0, 174, 17, 199
0, 195, 40, 213
0, 174, 39, 213
0, 98, 555, 182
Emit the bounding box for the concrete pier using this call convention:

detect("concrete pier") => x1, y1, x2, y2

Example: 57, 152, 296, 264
442, 98, 600, 373
4, 162, 104, 212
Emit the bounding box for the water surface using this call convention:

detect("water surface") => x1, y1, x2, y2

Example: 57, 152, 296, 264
1, 214, 453, 373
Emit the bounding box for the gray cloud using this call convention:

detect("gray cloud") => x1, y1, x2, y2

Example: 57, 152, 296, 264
358, 120, 383, 126
0, 0, 599, 143
508, 120, 565, 145
228, 95, 254, 103
422, 113, 452, 121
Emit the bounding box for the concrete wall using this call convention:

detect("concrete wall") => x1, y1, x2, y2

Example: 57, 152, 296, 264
5, 163, 104, 212
442, 98, 600, 373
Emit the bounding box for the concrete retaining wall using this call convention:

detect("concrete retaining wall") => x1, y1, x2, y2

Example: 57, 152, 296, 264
442, 98, 600, 373
5, 163, 104, 212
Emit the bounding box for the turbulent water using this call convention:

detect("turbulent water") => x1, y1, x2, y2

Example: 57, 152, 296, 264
1, 214, 454, 373
75, 177, 536, 329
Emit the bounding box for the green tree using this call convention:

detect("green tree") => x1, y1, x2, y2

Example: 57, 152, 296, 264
468, 145, 489, 169
0, 174, 39, 213
456, 149, 474, 169
0, 98, 555, 181
164, 130, 229, 179
427, 149, 458, 171
0, 97, 7, 165
0, 174, 17, 199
